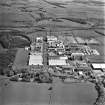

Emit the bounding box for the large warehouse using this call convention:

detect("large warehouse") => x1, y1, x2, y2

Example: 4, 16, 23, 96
91, 63, 105, 69
49, 59, 67, 65
29, 54, 43, 65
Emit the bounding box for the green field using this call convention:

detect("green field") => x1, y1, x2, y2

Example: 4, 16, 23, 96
0, 49, 17, 75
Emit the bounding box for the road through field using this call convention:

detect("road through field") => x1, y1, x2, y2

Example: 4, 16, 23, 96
0, 78, 97, 105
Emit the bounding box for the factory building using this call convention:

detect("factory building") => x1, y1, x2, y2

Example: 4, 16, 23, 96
91, 63, 105, 71
70, 52, 84, 61
49, 59, 67, 65
29, 54, 43, 65
47, 35, 57, 41
49, 56, 68, 65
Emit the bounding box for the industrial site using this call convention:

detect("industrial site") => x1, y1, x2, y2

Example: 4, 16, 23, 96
0, 0, 105, 105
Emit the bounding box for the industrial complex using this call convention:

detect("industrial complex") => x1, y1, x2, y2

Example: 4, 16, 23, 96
7, 31, 104, 85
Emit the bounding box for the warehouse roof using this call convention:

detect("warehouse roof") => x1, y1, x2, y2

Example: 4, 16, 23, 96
29, 54, 43, 65
92, 63, 105, 69
49, 59, 67, 65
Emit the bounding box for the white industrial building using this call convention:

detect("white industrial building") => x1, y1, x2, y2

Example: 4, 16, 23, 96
29, 54, 43, 65
59, 56, 68, 60
92, 63, 105, 69
49, 59, 67, 65
71, 52, 84, 56
47, 36, 57, 41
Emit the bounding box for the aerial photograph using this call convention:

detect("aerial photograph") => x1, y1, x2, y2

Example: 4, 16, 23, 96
0, 0, 105, 105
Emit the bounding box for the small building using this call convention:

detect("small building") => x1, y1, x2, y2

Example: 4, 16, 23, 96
71, 52, 84, 61
36, 37, 43, 43
74, 67, 91, 72
74, 61, 91, 71
25, 46, 30, 51
61, 66, 74, 73
75, 61, 89, 68
48, 41, 57, 47
48, 51, 57, 56
78, 71, 84, 75
57, 48, 65, 55
91, 49, 100, 55
59, 56, 68, 60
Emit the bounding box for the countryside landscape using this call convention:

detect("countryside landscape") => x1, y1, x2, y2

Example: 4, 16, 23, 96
0, 0, 105, 105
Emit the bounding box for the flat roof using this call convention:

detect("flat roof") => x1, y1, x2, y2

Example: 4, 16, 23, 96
29, 55, 43, 65
71, 52, 84, 55
92, 63, 105, 69
49, 59, 67, 65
